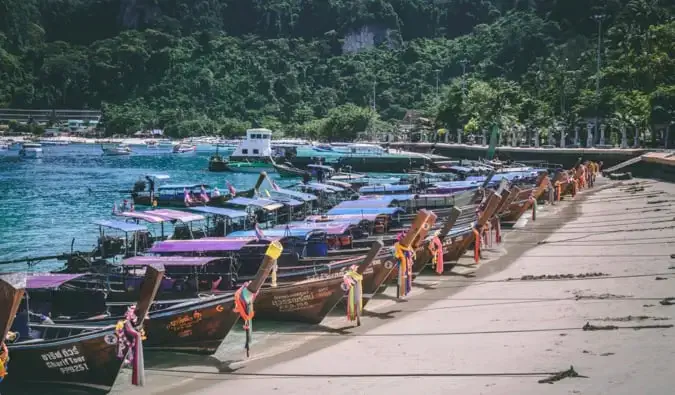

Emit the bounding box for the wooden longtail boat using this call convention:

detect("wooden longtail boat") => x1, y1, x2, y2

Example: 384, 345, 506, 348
0, 266, 164, 394
442, 192, 503, 264
52, 244, 281, 355
251, 241, 382, 324
499, 173, 550, 223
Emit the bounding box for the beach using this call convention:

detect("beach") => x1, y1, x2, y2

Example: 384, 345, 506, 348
105, 177, 674, 394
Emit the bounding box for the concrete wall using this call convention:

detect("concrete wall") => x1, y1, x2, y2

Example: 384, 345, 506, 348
389, 142, 646, 169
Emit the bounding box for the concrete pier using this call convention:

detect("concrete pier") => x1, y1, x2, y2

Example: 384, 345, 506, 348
111, 178, 675, 395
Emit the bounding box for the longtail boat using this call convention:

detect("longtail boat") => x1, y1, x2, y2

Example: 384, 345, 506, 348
442, 191, 503, 265
0, 266, 164, 394
50, 243, 281, 355
499, 173, 551, 223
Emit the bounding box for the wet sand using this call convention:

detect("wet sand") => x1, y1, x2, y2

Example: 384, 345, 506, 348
113, 177, 675, 395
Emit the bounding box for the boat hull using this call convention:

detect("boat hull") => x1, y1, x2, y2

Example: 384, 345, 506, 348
3, 327, 123, 394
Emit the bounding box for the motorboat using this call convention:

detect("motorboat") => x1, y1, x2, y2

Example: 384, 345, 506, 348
173, 143, 197, 154
19, 143, 43, 158
101, 143, 132, 156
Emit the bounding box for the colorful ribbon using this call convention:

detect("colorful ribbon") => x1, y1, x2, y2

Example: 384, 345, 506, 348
342, 265, 363, 324
429, 236, 444, 274
115, 305, 146, 386
529, 195, 537, 221
493, 218, 502, 244
234, 282, 256, 357
394, 242, 415, 298
472, 225, 481, 264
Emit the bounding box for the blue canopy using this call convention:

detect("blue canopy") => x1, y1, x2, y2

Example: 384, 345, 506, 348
228, 228, 320, 239
92, 220, 147, 233
358, 194, 416, 203
333, 200, 391, 209
359, 184, 412, 194
326, 207, 404, 216
187, 206, 248, 219
273, 188, 317, 202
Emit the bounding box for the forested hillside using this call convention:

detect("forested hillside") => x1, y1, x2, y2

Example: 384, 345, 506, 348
0, 0, 673, 140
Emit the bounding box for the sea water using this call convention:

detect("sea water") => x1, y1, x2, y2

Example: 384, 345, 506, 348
0, 143, 284, 272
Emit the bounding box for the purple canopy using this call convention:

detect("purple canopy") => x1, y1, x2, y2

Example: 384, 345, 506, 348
122, 256, 220, 267
333, 200, 392, 209
148, 209, 205, 223
149, 238, 257, 253
26, 273, 86, 289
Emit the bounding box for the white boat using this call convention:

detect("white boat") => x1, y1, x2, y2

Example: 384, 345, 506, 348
19, 143, 43, 158
38, 139, 70, 146
0, 143, 8, 151
173, 143, 197, 154
146, 140, 159, 149
101, 143, 132, 156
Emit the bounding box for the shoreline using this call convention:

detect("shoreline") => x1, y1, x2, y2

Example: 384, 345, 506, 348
109, 178, 608, 395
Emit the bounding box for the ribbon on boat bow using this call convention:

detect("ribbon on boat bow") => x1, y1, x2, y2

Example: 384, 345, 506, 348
394, 242, 415, 298
529, 194, 537, 221
234, 282, 256, 358
234, 241, 283, 357
429, 236, 444, 274
472, 223, 481, 264
342, 264, 363, 325
115, 305, 147, 386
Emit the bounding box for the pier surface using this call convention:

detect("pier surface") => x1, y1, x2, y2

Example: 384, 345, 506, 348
114, 178, 675, 395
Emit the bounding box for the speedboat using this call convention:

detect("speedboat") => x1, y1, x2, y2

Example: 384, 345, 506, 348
101, 143, 132, 156
146, 140, 159, 149
19, 143, 43, 158
173, 143, 197, 154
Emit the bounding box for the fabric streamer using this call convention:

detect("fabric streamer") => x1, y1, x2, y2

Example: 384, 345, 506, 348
234, 282, 256, 357
530, 195, 537, 221
472, 225, 481, 264
115, 305, 146, 386
394, 242, 415, 298
494, 218, 502, 243
0, 342, 8, 383
429, 236, 444, 274
342, 265, 363, 325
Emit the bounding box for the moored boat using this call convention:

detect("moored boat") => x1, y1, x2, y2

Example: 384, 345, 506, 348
0, 266, 164, 394
101, 143, 132, 156
19, 143, 43, 158
173, 143, 196, 154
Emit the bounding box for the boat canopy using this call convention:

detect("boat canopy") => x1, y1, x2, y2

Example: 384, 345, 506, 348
304, 214, 381, 223
274, 222, 353, 235
158, 184, 210, 190
359, 184, 412, 194
122, 256, 220, 267
149, 209, 205, 223
356, 194, 416, 203
149, 238, 261, 253
228, 228, 323, 239
269, 196, 304, 207
187, 206, 248, 219
326, 207, 404, 216
92, 220, 148, 233
324, 180, 352, 189
116, 211, 168, 223
305, 182, 345, 192
227, 197, 284, 211
332, 200, 391, 209
272, 188, 317, 202
26, 273, 87, 289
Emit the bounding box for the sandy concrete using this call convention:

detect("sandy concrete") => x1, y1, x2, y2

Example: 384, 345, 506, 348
111, 178, 675, 395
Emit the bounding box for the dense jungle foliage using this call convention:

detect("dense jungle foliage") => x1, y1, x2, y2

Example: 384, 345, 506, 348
0, 0, 673, 140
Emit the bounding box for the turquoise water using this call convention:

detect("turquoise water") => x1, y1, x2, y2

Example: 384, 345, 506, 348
0, 144, 287, 272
